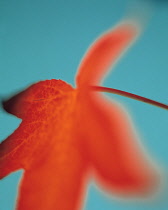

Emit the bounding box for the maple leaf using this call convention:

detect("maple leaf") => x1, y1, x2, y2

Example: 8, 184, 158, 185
0, 20, 161, 210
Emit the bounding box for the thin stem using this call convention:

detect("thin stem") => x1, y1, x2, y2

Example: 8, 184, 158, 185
91, 86, 168, 110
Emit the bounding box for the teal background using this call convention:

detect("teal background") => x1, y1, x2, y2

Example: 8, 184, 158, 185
0, 0, 168, 209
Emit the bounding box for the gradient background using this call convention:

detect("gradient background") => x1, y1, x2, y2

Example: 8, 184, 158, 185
0, 0, 168, 209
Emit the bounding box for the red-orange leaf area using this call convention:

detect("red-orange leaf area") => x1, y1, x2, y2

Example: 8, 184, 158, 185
0, 20, 160, 210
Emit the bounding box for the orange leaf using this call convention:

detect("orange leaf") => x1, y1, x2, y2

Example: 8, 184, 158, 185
0, 20, 160, 210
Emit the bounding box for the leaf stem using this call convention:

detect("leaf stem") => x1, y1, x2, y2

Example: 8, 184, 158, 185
91, 86, 168, 110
